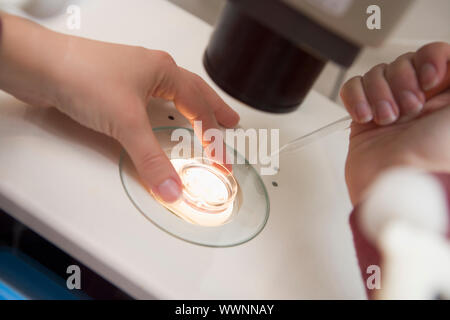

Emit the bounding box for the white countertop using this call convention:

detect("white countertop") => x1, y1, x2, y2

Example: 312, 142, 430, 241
0, 0, 365, 299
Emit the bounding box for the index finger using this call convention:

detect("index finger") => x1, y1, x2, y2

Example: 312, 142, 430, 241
173, 68, 233, 169
414, 42, 450, 91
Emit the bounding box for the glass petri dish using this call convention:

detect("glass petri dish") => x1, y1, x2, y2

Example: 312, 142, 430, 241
119, 126, 270, 247
152, 157, 239, 227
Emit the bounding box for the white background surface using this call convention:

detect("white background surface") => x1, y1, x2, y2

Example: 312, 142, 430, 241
0, 0, 365, 298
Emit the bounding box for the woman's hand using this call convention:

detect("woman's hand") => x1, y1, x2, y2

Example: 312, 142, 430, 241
0, 13, 240, 203
341, 42, 450, 205
341, 42, 450, 125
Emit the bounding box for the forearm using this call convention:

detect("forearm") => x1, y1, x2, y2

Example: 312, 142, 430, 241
0, 12, 65, 107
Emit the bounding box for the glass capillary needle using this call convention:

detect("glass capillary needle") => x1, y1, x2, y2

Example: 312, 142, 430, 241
271, 115, 352, 157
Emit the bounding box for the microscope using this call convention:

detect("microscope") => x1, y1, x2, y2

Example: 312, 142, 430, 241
204, 0, 413, 113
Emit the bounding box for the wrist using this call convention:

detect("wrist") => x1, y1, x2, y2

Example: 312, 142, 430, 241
0, 13, 65, 108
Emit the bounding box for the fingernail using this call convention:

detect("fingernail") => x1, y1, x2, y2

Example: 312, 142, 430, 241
420, 63, 439, 91
156, 178, 181, 203
399, 90, 423, 116
354, 102, 373, 123
375, 100, 397, 125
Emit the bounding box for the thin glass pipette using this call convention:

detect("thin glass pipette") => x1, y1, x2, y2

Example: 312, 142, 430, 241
272, 115, 352, 157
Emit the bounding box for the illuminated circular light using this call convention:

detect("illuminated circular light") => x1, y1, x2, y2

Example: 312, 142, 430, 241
153, 158, 238, 227
180, 161, 237, 213
119, 126, 270, 247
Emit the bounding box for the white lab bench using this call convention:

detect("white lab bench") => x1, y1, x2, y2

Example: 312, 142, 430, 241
0, 0, 365, 299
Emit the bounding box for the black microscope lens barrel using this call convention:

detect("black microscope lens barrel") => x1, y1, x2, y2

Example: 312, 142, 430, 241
204, 2, 326, 113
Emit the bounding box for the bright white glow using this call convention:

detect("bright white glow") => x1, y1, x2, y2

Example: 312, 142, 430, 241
183, 166, 229, 205
154, 158, 236, 227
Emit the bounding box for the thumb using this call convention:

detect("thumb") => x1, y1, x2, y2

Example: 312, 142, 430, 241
119, 122, 182, 203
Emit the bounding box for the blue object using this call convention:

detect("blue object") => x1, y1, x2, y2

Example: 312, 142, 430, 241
0, 281, 26, 300
0, 247, 89, 300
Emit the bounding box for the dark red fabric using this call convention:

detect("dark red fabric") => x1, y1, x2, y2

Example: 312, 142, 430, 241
349, 205, 380, 299
349, 172, 450, 299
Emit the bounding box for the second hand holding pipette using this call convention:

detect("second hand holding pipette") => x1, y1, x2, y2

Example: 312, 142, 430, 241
273, 62, 450, 157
